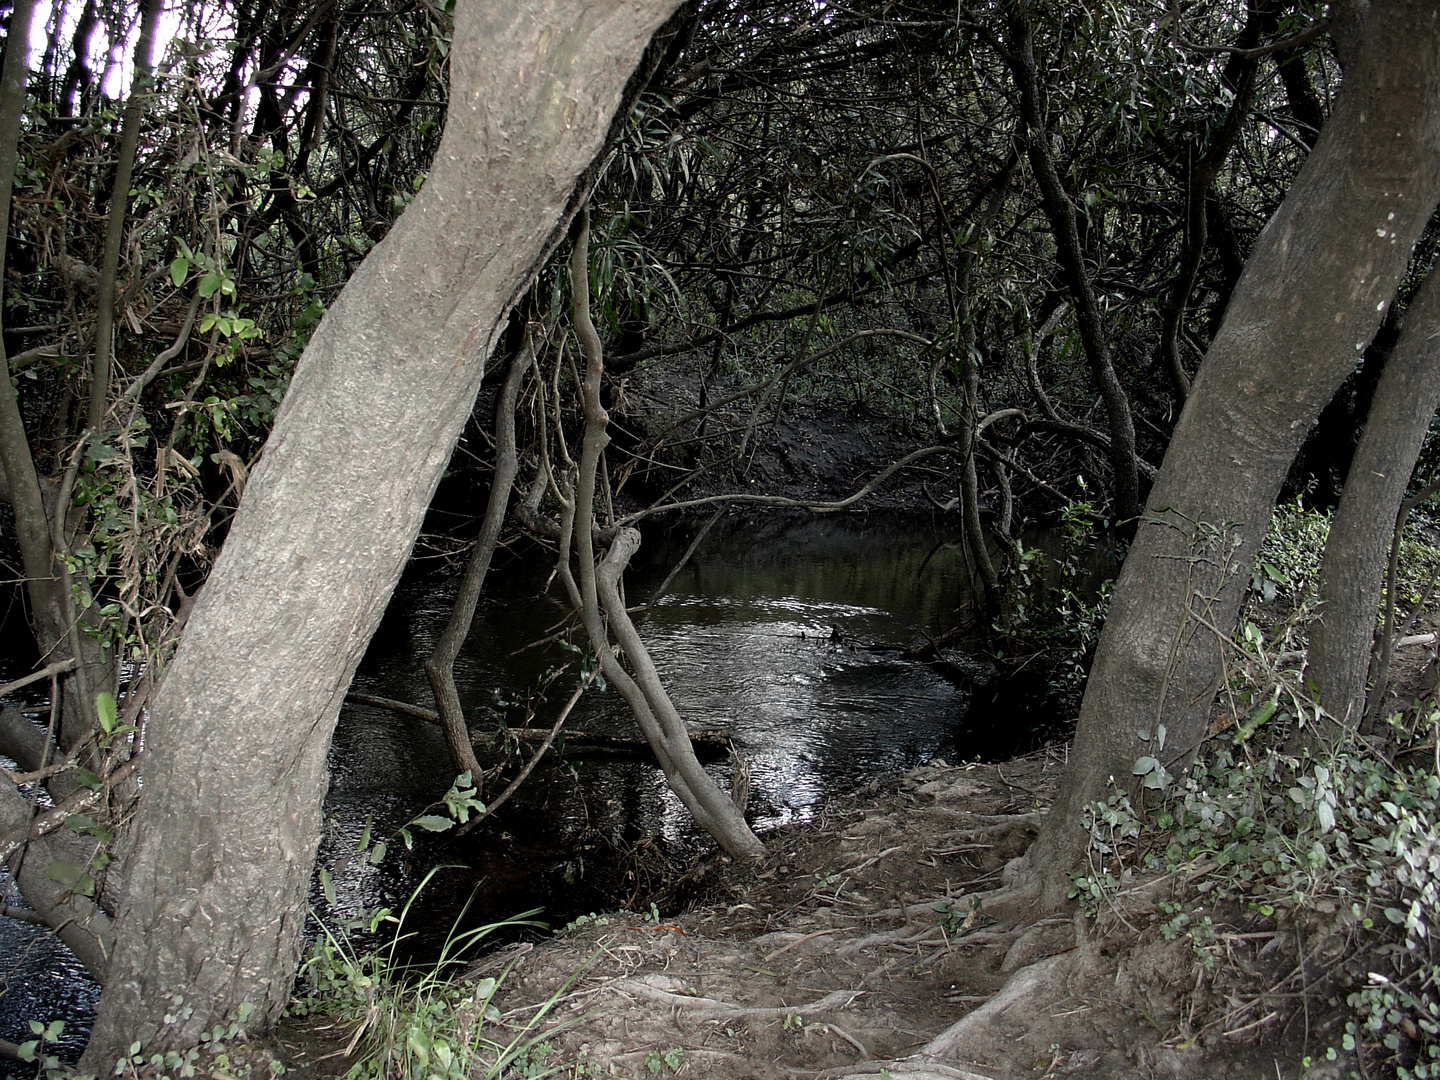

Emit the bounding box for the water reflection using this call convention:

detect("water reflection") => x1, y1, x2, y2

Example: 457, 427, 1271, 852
319, 511, 977, 937
0, 509, 986, 1053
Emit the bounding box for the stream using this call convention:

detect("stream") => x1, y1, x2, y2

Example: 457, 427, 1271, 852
0, 509, 1039, 1057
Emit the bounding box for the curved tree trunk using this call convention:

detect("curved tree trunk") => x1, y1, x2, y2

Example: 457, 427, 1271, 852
1002, 2, 1141, 524
567, 208, 764, 859
425, 334, 537, 784
1018, 0, 1440, 911
1305, 267, 1440, 731
81, 1, 683, 1068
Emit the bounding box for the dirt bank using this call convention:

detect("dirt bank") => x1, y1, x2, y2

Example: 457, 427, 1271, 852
451, 750, 1352, 1080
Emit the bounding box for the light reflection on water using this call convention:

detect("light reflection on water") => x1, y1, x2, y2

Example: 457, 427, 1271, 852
320, 511, 977, 936
0, 509, 982, 1054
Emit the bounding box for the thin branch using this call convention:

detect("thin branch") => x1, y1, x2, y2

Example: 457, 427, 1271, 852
618, 443, 958, 525
1173, 19, 1329, 60
0, 658, 79, 698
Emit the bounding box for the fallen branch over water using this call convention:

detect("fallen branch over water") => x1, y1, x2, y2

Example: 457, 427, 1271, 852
343, 691, 733, 759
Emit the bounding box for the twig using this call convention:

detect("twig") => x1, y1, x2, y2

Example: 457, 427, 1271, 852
0, 657, 79, 698
0, 754, 142, 862
618, 443, 959, 525
1221, 1010, 1280, 1038
644, 505, 726, 608
816, 1022, 869, 1056
455, 678, 587, 835
1173, 19, 1328, 59
763, 927, 844, 962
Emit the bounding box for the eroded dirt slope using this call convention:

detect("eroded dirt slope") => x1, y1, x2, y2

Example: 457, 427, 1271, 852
470, 751, 1347, 1080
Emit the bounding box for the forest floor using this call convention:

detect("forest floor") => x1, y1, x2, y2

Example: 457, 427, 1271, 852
445, 748, 1353, 1080
240, 381, 1410, 1080
244, 744, 1376, 1080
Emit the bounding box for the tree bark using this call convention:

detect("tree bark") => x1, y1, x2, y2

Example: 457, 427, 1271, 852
81, 0, 682, 1067
424, 335, 536, 784
1306, 267, 1440, 730
1019, 0, 1440, 911
1002, 2, 1141, 524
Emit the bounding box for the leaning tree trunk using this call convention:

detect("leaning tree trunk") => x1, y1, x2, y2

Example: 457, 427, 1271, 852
425, 335, 536, 784
1017, 0, 1440, 911
566, 207, 764, 858
1003, 2, 1141, 525
81, 0, 683, 1067
1305, 267, 1440, 731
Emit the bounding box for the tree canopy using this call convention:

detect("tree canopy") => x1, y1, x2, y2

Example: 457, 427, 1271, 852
1, 0, 1438, 1071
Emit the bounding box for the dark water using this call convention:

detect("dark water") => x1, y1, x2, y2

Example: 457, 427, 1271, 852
316, 511, 986, 939
0, 509, 1003, 1056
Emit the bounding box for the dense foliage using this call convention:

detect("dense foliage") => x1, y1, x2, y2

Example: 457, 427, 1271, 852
3, 0, 1440, 1074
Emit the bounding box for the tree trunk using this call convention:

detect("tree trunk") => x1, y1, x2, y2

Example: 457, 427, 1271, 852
1003, 2, 1141, 524
1306, 267, 1440, 730
87, 0, 162, 431
81, 0, 682, 1067
566, 208, 764, 859
425, 336, 536, 784
1018, 0, 1440, 911
1153, 2, 1272, 403
953, 154, 1017, 607
0, 0, 85, 714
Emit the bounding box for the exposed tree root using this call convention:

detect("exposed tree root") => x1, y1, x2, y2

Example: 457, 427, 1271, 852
615, 977, 862, 1020
921, 951, 1076, 1058
821, 1064, 997, 1080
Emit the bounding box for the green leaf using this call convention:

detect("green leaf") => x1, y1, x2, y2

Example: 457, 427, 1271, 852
75, 767, 103, 792
1141, 766, 1171, 790
368, 841, 387, 865
46, 859, 95, 896
411, 815, 454, 833
17, 1040, 37, 1062
1132, 756, 1160, 776
198, 271, 224, 299
169, 257, 189, 288
96, 691, 118, 735
320, 867, 335, 907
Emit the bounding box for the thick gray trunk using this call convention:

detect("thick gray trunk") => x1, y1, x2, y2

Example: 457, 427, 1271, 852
1306, 268, 1440, 729
82, 1, 681, 1067
1022, 0, 1440, 909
